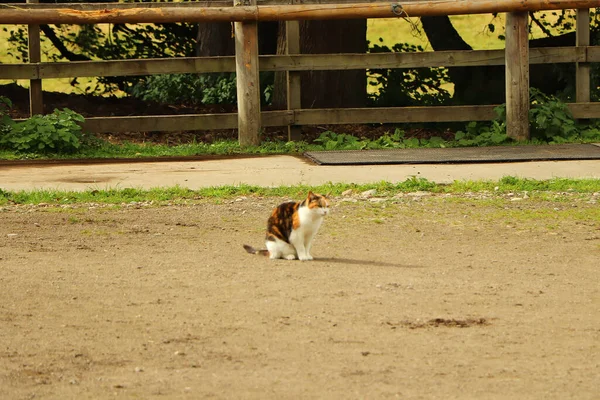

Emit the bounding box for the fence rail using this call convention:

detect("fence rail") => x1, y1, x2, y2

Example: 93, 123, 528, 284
3, 47, 599, 80
0, 0, 599, 143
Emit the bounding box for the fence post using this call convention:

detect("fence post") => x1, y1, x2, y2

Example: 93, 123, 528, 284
27, 0, 43, 116
576, 8, 590, 103
505, 11, 529, 141
234, 0, 261, 146
286, 5, 302, 141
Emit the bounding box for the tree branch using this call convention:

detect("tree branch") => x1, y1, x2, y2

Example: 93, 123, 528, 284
40, 24, 91, 61
529, 12, 554, 38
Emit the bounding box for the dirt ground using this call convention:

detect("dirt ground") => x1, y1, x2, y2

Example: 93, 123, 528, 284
1, 193, 599, 399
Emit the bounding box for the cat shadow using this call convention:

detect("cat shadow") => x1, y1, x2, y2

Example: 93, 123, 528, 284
313, 257, 424, 269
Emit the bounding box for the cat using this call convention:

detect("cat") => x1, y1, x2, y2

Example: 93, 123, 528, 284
243, 191, 330, 261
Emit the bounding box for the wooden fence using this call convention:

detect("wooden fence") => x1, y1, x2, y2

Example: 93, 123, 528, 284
0, 0, 599, 145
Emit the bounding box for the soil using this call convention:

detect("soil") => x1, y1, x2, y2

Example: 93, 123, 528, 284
1, 83, 456, 145
1, 194, 599, 399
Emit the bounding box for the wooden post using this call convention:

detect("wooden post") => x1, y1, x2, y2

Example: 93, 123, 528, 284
576, 8, 590, 103
234, 0, 261, 146
505, 12, 529, 141
27, 0, 43, 116
286, 16, 302, 141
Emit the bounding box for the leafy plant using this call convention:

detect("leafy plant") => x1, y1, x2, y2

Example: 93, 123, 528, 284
129, 73, 237, 105
456, 89, 600, 144
454, 111, 509, 147
0, 108, 88, 153
0, 96, 14, 135
313, 131, 364, 150
528, 88, 578, 141
312, 129, 449, 150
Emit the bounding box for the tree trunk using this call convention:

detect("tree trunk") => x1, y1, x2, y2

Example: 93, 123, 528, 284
196, 21, 277, 57
300, 19, 367, 108
421, 15, 578, 105
197, 20, 367, 109
271, 21, 288, 109
196, 22, 235, 57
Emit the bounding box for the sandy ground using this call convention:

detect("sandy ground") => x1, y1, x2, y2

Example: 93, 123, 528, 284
1, 193, 599, 399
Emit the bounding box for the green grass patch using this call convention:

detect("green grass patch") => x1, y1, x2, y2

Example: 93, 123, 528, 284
450, 176, 600, 193
0, 177, 598, 206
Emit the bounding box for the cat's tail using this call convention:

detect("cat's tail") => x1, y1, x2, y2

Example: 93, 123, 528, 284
243, 244, 269, 256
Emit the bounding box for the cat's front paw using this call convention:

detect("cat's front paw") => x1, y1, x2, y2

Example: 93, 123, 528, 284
285, 254, 296, 260
299, 255, 313, 261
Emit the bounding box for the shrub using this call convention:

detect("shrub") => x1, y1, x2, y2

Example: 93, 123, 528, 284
129, 73, 237, 105
456, 88, 600, 144
0, 108, 88, 153
0, 96, 14, 135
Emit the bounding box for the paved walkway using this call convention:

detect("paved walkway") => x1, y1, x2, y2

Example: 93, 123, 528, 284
1, 155, 600, 191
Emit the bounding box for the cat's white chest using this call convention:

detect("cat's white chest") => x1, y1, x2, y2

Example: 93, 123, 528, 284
296, 206, 324, 237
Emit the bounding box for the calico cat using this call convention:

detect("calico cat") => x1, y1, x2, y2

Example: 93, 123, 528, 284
243, 191, 330, 261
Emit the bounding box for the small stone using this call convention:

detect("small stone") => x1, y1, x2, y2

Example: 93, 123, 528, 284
235, 196, 247, 202
511, 198, 523, 202
7, 233, 17, 238
361, 189, 377, 198
341, 189, 353, 196
407, 191, 431, 197
135, 367, 144, 373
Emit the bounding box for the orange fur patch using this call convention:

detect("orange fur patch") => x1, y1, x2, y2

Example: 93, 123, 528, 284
292, 209, 300, 229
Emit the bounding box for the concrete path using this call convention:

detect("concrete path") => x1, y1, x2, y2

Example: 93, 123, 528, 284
1, 155, 600, 192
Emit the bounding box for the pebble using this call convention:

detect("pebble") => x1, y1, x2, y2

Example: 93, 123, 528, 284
341, 189, 353, 196
407, 191, 432, 197
7, 233, 18, 238
361, 189, 377, 198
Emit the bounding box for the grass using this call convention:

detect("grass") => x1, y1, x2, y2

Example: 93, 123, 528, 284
0, 177, 598, 206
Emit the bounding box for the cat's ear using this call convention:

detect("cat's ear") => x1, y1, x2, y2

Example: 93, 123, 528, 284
307, 191, 315, 199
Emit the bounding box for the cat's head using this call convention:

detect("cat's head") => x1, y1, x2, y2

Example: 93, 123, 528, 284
306, 191, 330, 216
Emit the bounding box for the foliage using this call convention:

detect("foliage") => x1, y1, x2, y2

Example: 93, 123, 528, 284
527, 88, 579, 141
128, 71, 275, 106
0, 108, 90, 154
454, 116, 509, 147
129, 73, 237, 105
367, 40, 451, 107
455, 89, 600, 144
313, 130, 448, 151
4, 0, 198, 94
0, 96, 13, 135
